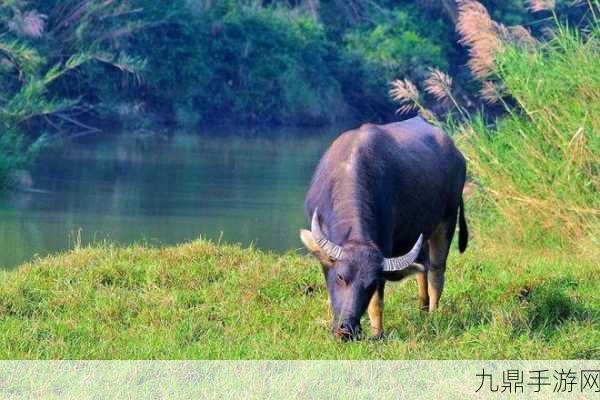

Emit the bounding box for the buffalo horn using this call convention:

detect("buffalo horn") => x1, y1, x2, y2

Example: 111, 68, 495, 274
311, 208, 344, 260
382, 234, 423, 272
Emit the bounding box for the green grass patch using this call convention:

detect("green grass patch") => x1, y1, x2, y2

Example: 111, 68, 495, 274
0, 238, 597, 359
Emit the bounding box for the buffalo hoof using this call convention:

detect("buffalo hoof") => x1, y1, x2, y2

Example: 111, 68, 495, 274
369, 332, 386, 341
335, 332, 363, 342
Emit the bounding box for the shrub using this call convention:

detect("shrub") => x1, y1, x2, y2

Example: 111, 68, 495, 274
133, 4, 345, 125
342, 6, 456, 119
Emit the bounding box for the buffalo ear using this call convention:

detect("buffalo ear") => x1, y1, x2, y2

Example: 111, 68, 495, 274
300, 229, 333, 267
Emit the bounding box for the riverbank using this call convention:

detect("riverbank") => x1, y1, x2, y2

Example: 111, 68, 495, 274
0, 237, 597, 359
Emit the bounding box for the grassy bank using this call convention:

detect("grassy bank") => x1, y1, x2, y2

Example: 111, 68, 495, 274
0, 238, 597, 359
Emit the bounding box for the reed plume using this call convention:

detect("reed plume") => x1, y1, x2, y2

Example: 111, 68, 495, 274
389, 79, 421, 114
457, 0, 536, 79
526, 0, 556, 12
509, 26, 537, 47
424, 68, 453, 103
479, 81, 502, 104
8, 9, 47, 39
457, 0, 501, 79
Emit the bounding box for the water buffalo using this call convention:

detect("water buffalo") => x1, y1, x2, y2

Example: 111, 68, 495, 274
300, 116, 468, 340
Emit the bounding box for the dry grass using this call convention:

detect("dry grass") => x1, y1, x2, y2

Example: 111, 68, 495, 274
389, 78, 422, 114
457, 0, 536, 79
527, 0, 557, 13
424, 68, 453, 104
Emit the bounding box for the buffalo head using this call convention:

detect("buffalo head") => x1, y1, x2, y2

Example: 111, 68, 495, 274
300, 208, 423, 340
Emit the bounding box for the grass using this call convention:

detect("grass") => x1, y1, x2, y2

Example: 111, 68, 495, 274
457, 24, 599, 247
0, 236, 597, 359
0, 15, 598, 361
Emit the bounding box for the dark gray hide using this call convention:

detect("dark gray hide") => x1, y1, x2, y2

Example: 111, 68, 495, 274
302, 116, 468, 340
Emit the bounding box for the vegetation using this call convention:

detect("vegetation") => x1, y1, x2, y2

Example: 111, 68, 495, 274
0, 4, 598, 358
0, 238, 597, 359
389, 1, 599, 253
459, 25, 600, 250
2, 0, 596, 187
0, 1, 597, 359
0, 0, 145, 186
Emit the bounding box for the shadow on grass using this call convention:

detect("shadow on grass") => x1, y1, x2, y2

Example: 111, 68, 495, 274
517, 279, 597, 337
382, 294, 496, 342
382, 276, 597, 346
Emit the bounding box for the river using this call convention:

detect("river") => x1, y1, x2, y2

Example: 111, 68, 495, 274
0, 125, 347, 269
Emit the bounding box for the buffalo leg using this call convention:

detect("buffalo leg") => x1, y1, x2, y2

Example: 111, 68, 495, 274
416, 271, 429, 311
427, 219, 454, 312
367, 283, 385, 338
322, 267, 334, 321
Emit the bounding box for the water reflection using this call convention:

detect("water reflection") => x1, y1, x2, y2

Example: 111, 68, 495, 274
0, 125, 344, 269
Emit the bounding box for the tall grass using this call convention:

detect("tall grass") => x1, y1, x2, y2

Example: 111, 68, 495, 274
458, 24, 599, 251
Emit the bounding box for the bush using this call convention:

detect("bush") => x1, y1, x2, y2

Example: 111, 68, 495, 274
341, 6, 456, 119
133, 4, 346, 125
344, 8, 450, 78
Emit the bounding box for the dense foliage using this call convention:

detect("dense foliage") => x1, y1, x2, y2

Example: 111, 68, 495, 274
0, 0, 597, 186
0, 0, 145, 185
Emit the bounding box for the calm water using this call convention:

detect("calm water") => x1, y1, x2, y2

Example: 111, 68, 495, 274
0, 126, 344, 269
